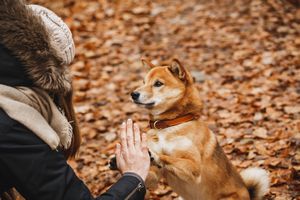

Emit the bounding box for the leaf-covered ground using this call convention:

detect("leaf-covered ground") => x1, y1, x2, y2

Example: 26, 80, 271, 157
30, 0, 300, 199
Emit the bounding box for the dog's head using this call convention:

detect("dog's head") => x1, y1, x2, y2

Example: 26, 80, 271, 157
131, 59, 194, 115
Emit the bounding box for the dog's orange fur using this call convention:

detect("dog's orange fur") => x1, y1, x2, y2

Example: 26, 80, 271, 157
132, 59, 266, 200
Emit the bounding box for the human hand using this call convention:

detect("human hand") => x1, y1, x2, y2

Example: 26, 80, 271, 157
115, 119, 150, 181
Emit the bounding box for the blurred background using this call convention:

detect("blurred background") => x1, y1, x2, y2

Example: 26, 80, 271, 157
28, 0, 300, 199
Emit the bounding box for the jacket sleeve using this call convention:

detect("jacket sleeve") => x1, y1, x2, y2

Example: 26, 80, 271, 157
0, 109, 146, 200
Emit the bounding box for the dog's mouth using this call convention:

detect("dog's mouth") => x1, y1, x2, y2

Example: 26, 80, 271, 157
134, 101, 155, 108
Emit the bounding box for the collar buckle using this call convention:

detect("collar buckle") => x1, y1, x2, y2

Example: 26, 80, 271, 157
153, 120, 160, 129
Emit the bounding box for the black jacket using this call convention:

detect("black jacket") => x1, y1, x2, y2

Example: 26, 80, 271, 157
0, 107, 145, 200
0, 0, 146, 199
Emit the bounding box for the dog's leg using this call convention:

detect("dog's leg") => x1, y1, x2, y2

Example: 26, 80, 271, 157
220, 195, 248, 200
159, 154, 201, 184
218, 190, 250, 200
145, 165, 162, 189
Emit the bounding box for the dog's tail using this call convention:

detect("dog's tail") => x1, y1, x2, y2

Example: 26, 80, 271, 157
240, 168, 269, 200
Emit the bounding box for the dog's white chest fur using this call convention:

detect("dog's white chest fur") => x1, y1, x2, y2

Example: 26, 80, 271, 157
147, 123, 193, 156
147, 122, 202, 200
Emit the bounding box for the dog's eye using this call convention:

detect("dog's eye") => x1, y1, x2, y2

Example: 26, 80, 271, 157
153, 80, 164, 87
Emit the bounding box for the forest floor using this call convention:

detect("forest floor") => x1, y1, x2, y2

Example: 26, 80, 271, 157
31, 0, 300, 199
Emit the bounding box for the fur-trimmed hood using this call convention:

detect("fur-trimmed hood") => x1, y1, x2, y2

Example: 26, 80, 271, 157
0, 0, 71, 94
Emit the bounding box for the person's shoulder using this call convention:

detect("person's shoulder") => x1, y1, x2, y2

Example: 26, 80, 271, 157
0, 108, 16, 130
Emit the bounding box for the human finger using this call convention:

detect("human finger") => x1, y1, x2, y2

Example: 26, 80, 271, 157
133, 123, 141, 149
141, 133, 148, 152
126, 119, 135, 151
115, 143, 123, 170
119, 122, 128, 154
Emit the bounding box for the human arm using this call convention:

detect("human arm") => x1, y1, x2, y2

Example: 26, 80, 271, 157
0, 109, 146, 200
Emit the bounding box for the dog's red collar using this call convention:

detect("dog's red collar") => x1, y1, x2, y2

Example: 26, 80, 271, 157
149, 113, 199, 130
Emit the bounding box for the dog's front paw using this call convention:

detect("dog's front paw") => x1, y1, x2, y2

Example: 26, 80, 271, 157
149, 151, 163, 168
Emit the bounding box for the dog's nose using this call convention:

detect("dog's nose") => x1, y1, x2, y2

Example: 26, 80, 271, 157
131, 92, 140, 101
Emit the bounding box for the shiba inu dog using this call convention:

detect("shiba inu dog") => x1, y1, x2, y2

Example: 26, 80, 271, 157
131, 59, 269, 200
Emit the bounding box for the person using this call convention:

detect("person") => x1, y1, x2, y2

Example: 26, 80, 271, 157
0, 0, 150, 200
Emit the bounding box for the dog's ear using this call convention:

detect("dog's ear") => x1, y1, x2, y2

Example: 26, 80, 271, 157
169, 59, 186, 80
141, 58, 156, 69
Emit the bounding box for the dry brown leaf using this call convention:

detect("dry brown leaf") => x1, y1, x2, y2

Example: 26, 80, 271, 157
253, 127, 268, 139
